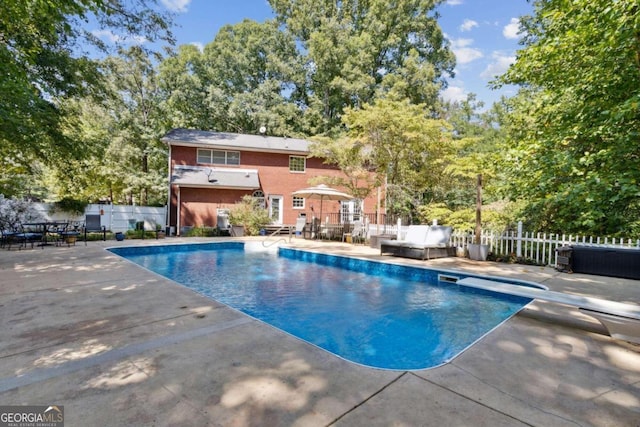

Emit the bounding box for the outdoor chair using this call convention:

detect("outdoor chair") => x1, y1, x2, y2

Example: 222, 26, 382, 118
295, 217, 306, 238
83, 214, 106, 244
343, 221, 366, 244
9, 224, 44, 250
1, 229, 18, 249
58, 222, 80, 246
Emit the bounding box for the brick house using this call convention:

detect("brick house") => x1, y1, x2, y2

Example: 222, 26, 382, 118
163, 129, 382, 235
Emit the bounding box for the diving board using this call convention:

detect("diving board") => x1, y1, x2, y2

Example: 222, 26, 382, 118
456, 277, 640, 344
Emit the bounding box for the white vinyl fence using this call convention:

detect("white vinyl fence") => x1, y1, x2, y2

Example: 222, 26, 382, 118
32, 203, 167, 233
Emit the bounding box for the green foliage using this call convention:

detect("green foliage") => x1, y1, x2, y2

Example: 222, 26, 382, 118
268, 0, 455, 133
340, 98, 454, 218
416, 202, 515, 233
228, 195, 272, 236
308, 135, 381, 202
0, 0, 174, 179
496, 0, 640, 237
159, 20, 305, 136
182, 226, 220, 237
48, 47, 169, 205
51, 198, 88, 216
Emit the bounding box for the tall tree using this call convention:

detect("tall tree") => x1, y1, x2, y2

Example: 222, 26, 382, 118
101, 46, 168, 205
340, 98, 453, 217
496, 0, 640, 236
0, 0, 173, 175
269, 0, 455, 134
158, 44, 210, 130
160, 20, 305, 136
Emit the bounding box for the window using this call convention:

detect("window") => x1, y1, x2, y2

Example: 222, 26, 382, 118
289, 156, 306, 172
292, 196, 305, 209
253, 190, 265, 209
341, 200, 362, 223
197, 148, 240, 165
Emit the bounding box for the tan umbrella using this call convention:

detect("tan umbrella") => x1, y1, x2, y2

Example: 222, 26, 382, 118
292, 184, 353, 224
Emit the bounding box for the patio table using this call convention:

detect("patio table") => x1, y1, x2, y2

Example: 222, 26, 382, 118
23, 222, 69, 246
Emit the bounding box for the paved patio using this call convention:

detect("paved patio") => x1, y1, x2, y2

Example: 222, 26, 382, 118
0, 237, 638, 426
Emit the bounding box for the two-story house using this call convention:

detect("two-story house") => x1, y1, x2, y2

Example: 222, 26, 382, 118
162, 129, 381, 235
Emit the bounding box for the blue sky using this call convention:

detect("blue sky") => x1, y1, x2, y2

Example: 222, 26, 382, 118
97, 0, 533, 107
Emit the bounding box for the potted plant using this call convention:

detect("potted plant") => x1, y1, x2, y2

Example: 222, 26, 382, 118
467, 174, 490, 261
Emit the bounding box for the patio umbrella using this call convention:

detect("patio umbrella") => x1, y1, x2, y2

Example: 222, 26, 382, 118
291, 184, 353, 224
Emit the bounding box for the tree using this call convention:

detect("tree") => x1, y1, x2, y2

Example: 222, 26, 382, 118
340, 98, 453, 218
0, 0, 173, 175
101, 46, 169, 205
49, 47, 169, 205
269, 0, 455, 133
496, 0, 640, 236
158, 44, 210, 130
413, 95, 514, 231
159, 20, 305, 136
308, 134, 381, 202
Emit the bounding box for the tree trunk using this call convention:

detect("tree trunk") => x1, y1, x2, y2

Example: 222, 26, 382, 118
475, 173, 482, 245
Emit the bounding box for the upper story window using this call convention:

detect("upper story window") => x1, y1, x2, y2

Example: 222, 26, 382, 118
289, 156, 306, 172
197, 148, 240, 165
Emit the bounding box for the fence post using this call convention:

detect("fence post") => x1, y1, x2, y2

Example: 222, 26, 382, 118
397, 218, 402, 240
516, 221, 523, 257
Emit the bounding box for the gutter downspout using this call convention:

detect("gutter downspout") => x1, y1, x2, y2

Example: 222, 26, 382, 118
176, 186, 181, 236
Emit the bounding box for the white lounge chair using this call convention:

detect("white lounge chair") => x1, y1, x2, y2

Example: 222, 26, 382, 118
380, 225, 455, 260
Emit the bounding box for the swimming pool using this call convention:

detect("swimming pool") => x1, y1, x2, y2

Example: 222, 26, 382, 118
109, 242, 540, 370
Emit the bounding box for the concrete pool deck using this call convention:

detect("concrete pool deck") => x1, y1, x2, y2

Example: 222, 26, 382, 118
0, 237, 638, 426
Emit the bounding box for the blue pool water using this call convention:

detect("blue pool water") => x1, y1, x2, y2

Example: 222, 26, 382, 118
109, 242, 535, 370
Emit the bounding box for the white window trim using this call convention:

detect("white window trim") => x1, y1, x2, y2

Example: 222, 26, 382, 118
292, 196, 305, 210
289, 155, 306, 173
197, 148, 241, 166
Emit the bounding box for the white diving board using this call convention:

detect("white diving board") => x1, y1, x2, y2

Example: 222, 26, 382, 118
456, 277, 640, 344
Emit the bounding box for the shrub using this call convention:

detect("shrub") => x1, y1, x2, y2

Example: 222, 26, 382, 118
0, 195, 43, 229
183, 226, 218, 237
228, 195, 271, 236
50, 197, 88, 216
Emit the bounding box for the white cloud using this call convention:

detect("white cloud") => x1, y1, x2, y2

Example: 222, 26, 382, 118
190, 42, 204, 52
441, 85, 468, 103
455, 48, 483, 64
92, 30, 147, 45
446, 0, 464, 5
160, 0, 191, 13
449, 38, 483, 64
503, 18, 521, 39
459, 19, 478, 32
480, 52, 515, 80
450, 38, 473, 48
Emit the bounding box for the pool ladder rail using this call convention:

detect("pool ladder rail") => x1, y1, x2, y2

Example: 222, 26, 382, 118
262, 225, 294, 248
